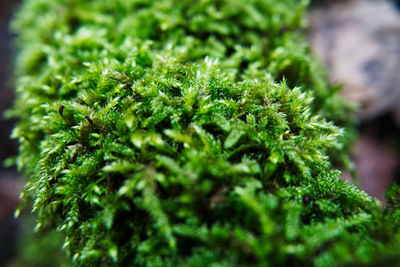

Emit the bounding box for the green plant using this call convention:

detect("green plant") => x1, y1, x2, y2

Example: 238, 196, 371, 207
10, 0, 400, 266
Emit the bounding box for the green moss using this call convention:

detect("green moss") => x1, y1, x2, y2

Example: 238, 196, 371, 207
12, 0, 350, 121
10, 0, 400, 266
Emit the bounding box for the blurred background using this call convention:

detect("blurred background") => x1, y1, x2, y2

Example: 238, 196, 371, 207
309, 0, 400, 201
0, 0, 21, 265
0, 0, 399, 266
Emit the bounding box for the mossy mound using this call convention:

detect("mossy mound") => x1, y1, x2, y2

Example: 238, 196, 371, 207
10, 0, 400, 266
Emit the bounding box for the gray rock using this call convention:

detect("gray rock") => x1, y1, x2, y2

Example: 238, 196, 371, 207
309, 0, 400, 122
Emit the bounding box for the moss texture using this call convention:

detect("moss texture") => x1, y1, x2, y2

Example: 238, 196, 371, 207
10, 0, 400, 266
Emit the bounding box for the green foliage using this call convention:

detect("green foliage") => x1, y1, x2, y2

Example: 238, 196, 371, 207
10, 0, 400, 266
12, 0, 349, 122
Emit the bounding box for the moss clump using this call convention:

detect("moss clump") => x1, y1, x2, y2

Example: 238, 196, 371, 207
12, 0, 349, 122
10, 0, 400, 266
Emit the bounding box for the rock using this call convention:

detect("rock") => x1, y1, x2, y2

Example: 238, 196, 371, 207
0, 171, 20, 266
352, 132, 398, 202
0, 171, 21, 220
309, 0, 400, 123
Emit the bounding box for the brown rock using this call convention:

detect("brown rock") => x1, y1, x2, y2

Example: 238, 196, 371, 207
309, 0, 400, 122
